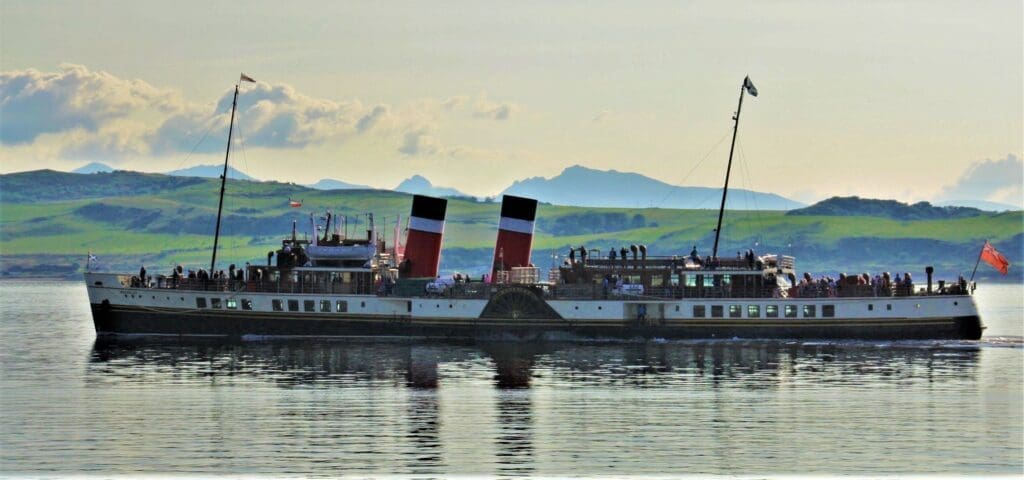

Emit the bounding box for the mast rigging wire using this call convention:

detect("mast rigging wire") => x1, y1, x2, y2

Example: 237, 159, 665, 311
651, 130, 732, 209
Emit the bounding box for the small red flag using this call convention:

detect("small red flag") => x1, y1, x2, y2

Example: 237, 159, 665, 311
980, 241, 1010, 275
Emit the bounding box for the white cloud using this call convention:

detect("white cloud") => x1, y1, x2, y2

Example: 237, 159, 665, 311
473, 95, 520, 120
356, 105, 390, 132
939, 154, 1024, 207
0, 64, 523, 162
0, 64, 181, 144
398, 125, 442, 156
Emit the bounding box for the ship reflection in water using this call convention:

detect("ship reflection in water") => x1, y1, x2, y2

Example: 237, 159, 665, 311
79, 338, 1012, 475
88, 338, 984, 389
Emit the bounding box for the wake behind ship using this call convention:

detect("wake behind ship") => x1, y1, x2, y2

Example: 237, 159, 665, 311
84, 75, 985, 341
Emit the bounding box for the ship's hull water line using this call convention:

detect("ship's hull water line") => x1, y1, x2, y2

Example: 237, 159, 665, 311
91, 303, 983, 340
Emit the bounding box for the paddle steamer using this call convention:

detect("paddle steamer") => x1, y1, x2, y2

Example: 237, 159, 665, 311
84, 76, 984, 340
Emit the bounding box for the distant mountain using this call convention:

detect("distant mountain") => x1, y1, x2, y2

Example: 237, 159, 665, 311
72, 162, 114, 174
935, 199, 1021, 212
394, 175, 468, 197
502, 165, 804, 210
308, 178, 374, 190
788, 196, 986, 220
167, 164, 255, 181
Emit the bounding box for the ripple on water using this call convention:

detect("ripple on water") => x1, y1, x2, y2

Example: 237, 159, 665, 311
0, 281, 1022, 475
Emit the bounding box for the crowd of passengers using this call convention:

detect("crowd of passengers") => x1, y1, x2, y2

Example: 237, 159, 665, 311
564, 245, 766, 270
789, 271, 970, 298
130, 264, 248, 288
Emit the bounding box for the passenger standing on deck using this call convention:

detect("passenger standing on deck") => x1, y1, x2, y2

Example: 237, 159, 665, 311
139, 266, 147, 288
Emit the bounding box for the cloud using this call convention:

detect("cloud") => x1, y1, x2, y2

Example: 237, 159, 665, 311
154, 81, 384, 152
398, 125, 442, 156
1, 64, 525, 165
939, 154, 1023, 207
356, 105, 389, 132
0, 64, 180, 144
443, 95, 469, 110
473, 97, 520, 120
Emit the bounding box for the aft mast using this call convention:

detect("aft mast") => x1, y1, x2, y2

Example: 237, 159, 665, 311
711, 76, 757, 260
210, 73, 256, 273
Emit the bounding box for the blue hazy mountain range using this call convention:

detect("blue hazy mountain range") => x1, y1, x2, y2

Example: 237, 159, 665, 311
68, 162, 1014, 212
393, 175, 468, 197
71, 162, 254, 181
503, 165, 804, 210
165, 164, 255, 181
307, 178, 374, 190
71, 162, 115, 174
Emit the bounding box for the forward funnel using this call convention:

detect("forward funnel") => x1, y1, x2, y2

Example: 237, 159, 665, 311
403, 195, 448, 278
492, 195, 538, 277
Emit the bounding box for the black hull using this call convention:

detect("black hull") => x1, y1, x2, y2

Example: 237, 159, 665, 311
91, 303, 984, 341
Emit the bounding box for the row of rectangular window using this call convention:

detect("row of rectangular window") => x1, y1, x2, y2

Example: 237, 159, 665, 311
195, 298, 348, 312
270, 299, 349, 313
196, 298, 251, 310
692, 304, 837, 318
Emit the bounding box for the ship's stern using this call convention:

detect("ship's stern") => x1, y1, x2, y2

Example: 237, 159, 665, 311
956, 293, 984, 340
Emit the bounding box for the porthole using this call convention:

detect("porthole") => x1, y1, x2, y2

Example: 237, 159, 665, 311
574, 305, 579, 310
954, 301, 959, 306
598, 306, 603, 310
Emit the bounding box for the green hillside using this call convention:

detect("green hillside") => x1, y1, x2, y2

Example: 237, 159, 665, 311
1, 170, 1021, 281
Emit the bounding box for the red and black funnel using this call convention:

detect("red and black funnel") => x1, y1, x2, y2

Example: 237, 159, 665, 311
404, 195, 447, 278
492, 195, 538, 277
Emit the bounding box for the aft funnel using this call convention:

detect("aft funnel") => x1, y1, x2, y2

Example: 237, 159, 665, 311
492, 195, 538, 277
403, 195, 448, 278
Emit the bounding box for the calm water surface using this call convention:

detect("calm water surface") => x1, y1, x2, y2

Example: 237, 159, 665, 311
1, 281, 1021, 476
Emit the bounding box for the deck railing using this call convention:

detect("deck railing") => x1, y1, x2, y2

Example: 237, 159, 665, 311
134, 275, 970, 300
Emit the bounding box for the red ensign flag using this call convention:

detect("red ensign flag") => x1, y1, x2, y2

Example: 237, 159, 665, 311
980, 241, 1010, 275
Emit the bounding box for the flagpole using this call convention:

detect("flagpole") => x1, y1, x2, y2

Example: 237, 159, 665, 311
968, 240, 986, 282
711, 80, 747, 260
210, 82, 240, 273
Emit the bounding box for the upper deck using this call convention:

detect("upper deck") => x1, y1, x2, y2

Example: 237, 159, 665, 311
89, 251, 973, 302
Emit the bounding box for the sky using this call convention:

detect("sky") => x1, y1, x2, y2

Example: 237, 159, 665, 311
0, 0, 1021, 205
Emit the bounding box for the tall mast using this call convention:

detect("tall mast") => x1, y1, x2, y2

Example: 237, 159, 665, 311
210, 83, 240, 273
711, 76, 756, 259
